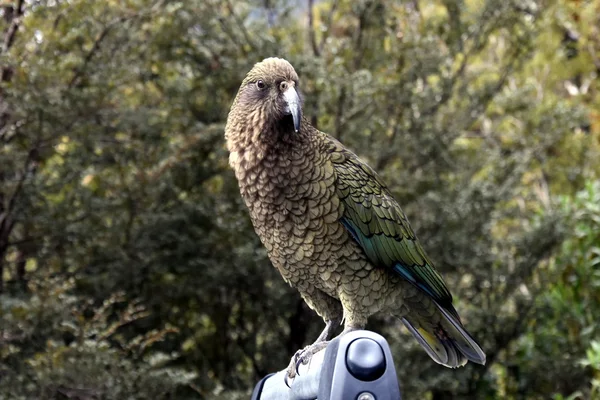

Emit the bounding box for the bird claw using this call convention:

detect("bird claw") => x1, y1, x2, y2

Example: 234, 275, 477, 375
295, 349, 312, 373
285, 348, 304, 383
285, 341, 330, 384
283, 371, 293, 388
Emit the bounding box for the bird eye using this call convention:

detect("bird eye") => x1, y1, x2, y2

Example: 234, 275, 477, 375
256, 80, 266, 90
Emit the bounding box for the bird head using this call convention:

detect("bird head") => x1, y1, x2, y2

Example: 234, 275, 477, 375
229, 57, 302, 135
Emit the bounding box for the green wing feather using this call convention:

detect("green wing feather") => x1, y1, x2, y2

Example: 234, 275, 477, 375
329, 143, 457, 315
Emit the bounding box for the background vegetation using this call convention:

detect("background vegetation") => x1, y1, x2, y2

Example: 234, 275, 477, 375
1, 0, 599, 398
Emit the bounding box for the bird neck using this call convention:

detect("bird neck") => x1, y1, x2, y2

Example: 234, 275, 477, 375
226, 115, 310, 155
227, 119, 315, 182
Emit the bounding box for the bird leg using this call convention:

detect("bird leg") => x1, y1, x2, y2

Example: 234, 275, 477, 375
285, 319, 340, 383
338, 324, 361, 337
285, 320, 362, 383
314, 318, 340, 343
295, 324, 362, 369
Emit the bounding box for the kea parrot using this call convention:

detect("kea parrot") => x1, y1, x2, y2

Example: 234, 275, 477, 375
224, 57, 485, 379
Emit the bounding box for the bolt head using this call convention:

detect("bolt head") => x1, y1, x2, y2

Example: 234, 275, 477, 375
357, 392, 375, 400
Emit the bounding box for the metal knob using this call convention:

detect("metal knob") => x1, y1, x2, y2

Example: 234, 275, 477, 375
345, 338, 386, 381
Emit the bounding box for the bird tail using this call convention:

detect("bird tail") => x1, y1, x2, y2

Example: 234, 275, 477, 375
401, 302, 486, 368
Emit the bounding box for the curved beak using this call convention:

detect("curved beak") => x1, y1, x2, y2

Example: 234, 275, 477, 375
283, 87, 301, 132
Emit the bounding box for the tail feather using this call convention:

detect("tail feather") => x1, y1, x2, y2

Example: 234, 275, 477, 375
437, 304, 486, 365
402, 302, 486, 368
402, 318, 457, 366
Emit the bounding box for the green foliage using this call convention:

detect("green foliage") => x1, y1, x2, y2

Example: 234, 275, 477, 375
1, 279, 194, 399
581, 341, 600, 398
0, 0, 599, 398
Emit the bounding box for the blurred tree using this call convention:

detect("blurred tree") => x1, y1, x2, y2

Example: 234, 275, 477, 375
0, 0, 598, 399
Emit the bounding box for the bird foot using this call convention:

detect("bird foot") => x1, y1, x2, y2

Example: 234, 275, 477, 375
284, 341, 330, 385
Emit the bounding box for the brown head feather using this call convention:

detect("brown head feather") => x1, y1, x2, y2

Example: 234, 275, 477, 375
225, 58, 302, 151
241, 57, 298, 88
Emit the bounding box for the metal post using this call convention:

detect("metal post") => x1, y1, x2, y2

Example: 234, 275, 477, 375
251, 330, 402, 400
